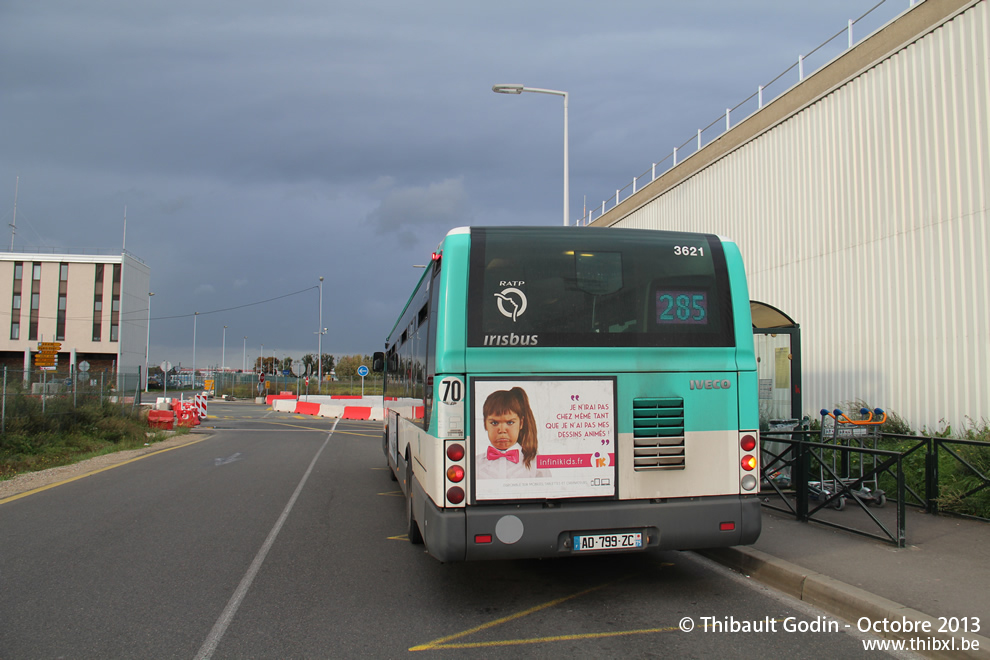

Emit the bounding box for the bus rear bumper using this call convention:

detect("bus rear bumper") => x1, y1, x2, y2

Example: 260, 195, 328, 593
417, 489, 761, 562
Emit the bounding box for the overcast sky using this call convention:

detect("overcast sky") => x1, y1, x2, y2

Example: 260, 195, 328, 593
0, 0, 902, 370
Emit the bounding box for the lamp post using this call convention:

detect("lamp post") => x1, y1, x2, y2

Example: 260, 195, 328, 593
318, 276, 324, 394
492, 84, 569, 226
144, 292, 154, 392
192, 311, 198, 390
221, 325, 227, 397
243, 336, 247, 373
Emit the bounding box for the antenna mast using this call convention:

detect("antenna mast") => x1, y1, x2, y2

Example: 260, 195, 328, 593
9, 176, 18, 251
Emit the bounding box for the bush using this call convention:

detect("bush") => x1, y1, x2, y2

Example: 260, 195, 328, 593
0, 393, 155, 480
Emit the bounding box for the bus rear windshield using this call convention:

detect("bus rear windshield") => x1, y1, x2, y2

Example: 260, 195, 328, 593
467, 227, 735, 348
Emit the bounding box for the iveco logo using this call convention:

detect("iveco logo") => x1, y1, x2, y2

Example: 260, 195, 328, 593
690, 379, 732, 390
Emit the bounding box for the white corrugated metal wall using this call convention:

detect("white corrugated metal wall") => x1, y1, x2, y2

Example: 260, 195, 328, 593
610, 0, 988, 431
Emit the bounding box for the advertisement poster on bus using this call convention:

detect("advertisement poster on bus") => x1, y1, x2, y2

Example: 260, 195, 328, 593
473, 378, 616, 501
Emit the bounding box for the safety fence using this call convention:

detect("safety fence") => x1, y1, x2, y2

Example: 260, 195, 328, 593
761, 429, 990, 547
184, 371, 384, 400
0, 366, 144, 434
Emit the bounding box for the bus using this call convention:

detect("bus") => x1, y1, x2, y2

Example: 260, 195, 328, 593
373, 226, 761, 561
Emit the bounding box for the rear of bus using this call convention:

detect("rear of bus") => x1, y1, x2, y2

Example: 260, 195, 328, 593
405, 226, 760, 561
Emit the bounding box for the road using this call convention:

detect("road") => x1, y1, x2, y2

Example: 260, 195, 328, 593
0, 401, 904, 658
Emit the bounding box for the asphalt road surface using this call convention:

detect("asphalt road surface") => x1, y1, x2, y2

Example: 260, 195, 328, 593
0, 401, 906, 659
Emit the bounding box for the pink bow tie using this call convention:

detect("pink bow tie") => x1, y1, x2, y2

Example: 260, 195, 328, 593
487, 446, 519, 463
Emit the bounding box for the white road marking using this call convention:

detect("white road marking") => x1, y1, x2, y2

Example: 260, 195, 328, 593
194, 418, 339, 660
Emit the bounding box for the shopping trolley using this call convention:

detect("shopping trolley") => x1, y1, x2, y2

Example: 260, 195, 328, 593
808, 407, 887, 510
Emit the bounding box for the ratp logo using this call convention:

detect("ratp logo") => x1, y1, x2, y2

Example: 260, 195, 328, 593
494, 287, 527, 322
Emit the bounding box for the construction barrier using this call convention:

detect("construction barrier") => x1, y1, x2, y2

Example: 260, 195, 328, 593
295, 401, 320, 416
195, 393, 208, 419
172, 400, 201, 428
148, 410, 175, 430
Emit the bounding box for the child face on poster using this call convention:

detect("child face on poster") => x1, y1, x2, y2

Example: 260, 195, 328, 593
486, 411, 521, 451
482, 387, 539, 470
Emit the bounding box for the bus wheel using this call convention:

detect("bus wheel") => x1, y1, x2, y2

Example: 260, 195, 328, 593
406, 469, 423, 545
388, 461, 397, 481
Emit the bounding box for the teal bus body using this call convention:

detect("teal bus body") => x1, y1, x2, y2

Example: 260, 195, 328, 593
378, 226, 761, 562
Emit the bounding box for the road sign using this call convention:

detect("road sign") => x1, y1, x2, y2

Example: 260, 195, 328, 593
160, 361, 172, 373
357, 365, 369, 377
79, 361, 90, 372
259, 373, 266, 382
35, 341, 61, 368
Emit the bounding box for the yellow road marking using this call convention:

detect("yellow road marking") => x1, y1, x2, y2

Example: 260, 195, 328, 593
409, 578, 628, 651
419, 624, 684, 650
379, 490, 403, 497
0, 437, 210, 505
408, 571, 693, 651
388, 534, 409, 541
410, 583, 612, 650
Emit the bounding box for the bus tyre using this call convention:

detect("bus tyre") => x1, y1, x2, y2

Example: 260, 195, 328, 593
407, 492, 423, 545
388, 462, 397, 481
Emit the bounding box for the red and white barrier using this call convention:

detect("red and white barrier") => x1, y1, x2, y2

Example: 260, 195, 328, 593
266, 395, 400, 421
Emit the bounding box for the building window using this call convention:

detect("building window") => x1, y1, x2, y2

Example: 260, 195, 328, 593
110, 264, 121, 342
56, 295, 67, 341
29, 265, 40, 341
93, 264, 104, 342
10, 262, 22, 342
60, 263, 68, 281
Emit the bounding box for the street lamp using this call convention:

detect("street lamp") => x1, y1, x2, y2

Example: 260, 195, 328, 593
243, 336, 247, 373
144, 292, 155, 392
318, 276, 324, 393
192, 311, 198, 390
221, 325, 227, 397
492, 84, 569, 226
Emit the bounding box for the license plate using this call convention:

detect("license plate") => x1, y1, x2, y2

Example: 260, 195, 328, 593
573, 532, 643, 552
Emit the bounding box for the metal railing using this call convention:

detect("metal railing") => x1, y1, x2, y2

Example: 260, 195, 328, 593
761, 428, 990, 546
580, 0, 925, 225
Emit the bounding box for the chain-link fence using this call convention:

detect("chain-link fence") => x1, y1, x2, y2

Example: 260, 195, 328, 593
195, 371, 384, 400
0, 366, 144, 434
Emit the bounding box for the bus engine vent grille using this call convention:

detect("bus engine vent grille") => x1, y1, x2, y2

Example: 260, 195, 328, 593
632, 397, 686, 470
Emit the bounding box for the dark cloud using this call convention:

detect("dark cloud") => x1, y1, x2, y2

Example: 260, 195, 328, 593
0, 0, 893, 365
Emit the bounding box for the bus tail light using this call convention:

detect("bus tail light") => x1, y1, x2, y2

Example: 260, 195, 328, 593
445, 440, 467, 507
719, 521, 735, 531
474, 534, 492, 544
739, 431, 759, 491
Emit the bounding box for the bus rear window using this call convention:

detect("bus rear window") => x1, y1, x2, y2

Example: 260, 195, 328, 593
467, 227, 734, 348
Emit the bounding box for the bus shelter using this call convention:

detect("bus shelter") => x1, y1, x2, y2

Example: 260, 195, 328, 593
751, 301, 802, 425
